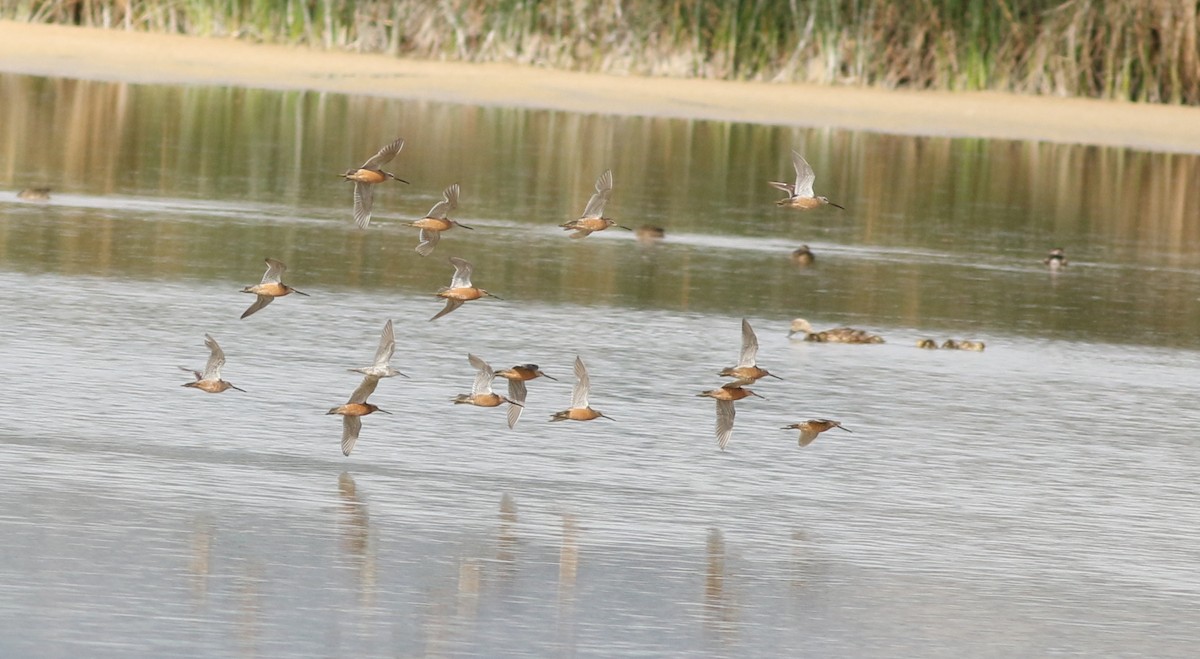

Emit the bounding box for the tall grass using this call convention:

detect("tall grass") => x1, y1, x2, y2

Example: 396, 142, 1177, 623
4, 0, 1198, 104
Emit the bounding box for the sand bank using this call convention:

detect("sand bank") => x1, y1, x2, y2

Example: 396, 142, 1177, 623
2, 21, 1199, 154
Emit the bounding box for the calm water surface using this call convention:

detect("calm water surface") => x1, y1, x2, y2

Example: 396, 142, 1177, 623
1, 74, 1199, 657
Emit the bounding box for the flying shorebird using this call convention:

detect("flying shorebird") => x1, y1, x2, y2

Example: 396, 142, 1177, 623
782, 419, 851, 448
180, 333, 244, 393
404, 183, 471, 256
240, 258, 308, 319
348, 319, 406, 379
328, 375, 391, 456
342, 137, 409, 229
559, 169, 631, 238
495, 363, 557, 429
452, 353, 523, 425
430, 257, 500, 321
769, 150, 844, 210
698, 384, 763, 451
719, 318, 783, 386
549, 356, 613, 422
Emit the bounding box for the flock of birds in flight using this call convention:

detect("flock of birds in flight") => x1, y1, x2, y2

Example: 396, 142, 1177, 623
18, 138, 1062, 455
174, 139, 868, 455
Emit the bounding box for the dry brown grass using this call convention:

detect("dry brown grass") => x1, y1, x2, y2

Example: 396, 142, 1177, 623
3, 0, 1197, 104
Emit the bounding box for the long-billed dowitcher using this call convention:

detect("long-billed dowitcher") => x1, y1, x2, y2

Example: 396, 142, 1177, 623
16, 187, 50, 201
430, 257, 500, 321
782, 419, 851, 448
180, 333, 244, 393
495, 363, 557, 429
791, 245, 815, 266
560, 170, 631, 238
343, 137, 409, 229
453, 354, 523, 425
405, 183, 472, 256
719, 318, 783, 386
240, 258, 308, 319
549, 356, 613, 421
769, 150, 844, 210
1044, 248, 1067, 270
698, 384, 763, 451
328, 375, 391, 456
348, 319, 407, 378
787, 318, 884, 344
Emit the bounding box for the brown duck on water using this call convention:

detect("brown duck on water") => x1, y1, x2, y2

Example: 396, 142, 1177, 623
787, 318, 884, 344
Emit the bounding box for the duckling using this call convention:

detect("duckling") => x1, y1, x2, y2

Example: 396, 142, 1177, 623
788, 319, 885, 344
790, 245, 815, 266
635, 225, 665, 243
916, 339, 938, 349
941, 339, 960, 350
1044, 248, 1067, 270
16, 187, 50, 201
958, 340, 986, 351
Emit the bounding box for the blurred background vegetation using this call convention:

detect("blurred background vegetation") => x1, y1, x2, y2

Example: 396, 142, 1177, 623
3, 0, 1198, 104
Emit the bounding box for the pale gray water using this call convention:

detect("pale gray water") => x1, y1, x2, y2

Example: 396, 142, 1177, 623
1, 74, 1199, 657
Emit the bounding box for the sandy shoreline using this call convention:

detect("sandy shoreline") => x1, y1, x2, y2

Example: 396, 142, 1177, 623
2, 21, 1199, 154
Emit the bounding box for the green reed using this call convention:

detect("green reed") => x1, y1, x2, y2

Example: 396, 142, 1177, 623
4, 0, 1198, 104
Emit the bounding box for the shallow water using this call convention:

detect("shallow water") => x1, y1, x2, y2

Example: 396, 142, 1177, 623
1, 73, 1199, 657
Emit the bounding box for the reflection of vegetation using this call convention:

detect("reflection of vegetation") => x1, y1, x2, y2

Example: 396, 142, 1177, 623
2, 74, 1199, 346
5, 1, 1199, 103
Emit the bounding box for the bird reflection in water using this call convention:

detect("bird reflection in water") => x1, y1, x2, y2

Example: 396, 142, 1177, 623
495, 493, 519, 584
457, 556, 482, 621
704, 528, 739, 641
188, 515, 214, 608
789, 529, 811, 590
235, 561, 265, 658
558, 513, 579, 604
337, 472, 377, 609
424, 539, 487, 654
556, 512, 581, 654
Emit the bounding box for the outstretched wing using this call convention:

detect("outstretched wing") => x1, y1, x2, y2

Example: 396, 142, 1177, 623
767, 179, 796, 195
580, 169, 613, 219
506, 379, 528, 430
448, 257, 474, 289
240, 294, 274, 319
342, 416, 363, 456
353, 181, 374, 229
429, 297, 463, 321
361, 138, 404, 169
716, 400, 736, 451
506, 379, 528, 405
426, 183, 459, 219
348, 375, 380, 404
738, 318, 759, 368
468, 353, 495, 396
262, 258, 286, 284
571, 356, 590, 408
797, 424, 820, 447
415, 228, 440, 257
506, 400, 524, 429
202, 333, 226, 380
372, 320, 395, 368
791, 150, 816, 198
